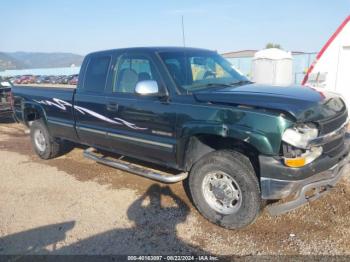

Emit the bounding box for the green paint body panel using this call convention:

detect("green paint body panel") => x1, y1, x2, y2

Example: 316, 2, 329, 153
176, 103, 293, 155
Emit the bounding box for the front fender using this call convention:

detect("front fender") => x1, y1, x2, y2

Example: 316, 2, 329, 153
179, 113, 293, 156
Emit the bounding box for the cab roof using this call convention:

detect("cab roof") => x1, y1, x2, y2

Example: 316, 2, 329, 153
87, 47, 216, 56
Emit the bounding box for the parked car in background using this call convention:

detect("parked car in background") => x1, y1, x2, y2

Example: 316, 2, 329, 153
14, 75, 36, 84
60, 75, 70, 84
64, 75, 76, 84
14, 75, 26, 84
48, 76, 58, 84
0, 79, 13, 118
68, 75, 78, 85
36, 76, 46, 84
59, 75, 70, 84
24, 75, 36, 84
43, 76, 53, 84
56, 76, 66, 84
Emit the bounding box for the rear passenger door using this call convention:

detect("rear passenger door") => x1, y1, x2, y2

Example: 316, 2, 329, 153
103, 51, 177, 166
74, 54, 112, 149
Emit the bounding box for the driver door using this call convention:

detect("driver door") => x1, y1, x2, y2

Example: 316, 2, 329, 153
103, 51, 177, 166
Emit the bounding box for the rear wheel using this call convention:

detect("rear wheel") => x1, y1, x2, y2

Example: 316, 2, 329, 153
30, 120, 62, 159
189, 150, 261, 229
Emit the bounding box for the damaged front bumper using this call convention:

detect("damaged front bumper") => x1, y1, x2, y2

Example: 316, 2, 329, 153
260, 134, 350, 216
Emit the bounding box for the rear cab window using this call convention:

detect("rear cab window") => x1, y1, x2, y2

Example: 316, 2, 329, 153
83, 55, 112, 93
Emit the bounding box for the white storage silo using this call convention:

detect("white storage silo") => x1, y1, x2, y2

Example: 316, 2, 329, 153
252, 48, 293, 86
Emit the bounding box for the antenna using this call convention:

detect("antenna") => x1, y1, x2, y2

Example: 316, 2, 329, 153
181, 15, 186, 47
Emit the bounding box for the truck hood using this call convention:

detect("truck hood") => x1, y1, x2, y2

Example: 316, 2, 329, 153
193, 84, 346, 121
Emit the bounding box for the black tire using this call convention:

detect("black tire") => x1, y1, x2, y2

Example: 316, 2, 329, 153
189, 150, 261, 229
30, 119, 62, 159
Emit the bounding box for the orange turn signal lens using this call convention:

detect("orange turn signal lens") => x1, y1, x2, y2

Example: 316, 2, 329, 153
284, 157, 306, 168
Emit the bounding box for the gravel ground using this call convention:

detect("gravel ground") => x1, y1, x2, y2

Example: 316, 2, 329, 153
0, 120, 350, 256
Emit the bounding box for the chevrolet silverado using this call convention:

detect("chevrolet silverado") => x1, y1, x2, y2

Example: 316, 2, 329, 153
12, 47, 350, 229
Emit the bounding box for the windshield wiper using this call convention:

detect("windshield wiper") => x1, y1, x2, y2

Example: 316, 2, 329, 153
197, 80, 252, 88
189, 80, 252, 92
228, 80, 252, 86
190, 83, 235, 90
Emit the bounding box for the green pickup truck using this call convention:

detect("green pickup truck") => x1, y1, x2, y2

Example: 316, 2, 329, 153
12, 47, 349, 229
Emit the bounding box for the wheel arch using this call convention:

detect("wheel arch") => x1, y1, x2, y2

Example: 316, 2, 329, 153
181, 134, 261, 177
22, 102, 48, 127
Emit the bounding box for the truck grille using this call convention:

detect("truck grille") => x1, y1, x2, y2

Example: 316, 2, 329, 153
316, 110, 348, 156
322, 136, 345, 157
318, 110, 347, 135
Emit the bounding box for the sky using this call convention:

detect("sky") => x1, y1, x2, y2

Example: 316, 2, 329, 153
1, 0, 349, 55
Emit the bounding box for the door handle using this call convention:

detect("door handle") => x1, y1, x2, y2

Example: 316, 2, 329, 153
106, 102, 118, 112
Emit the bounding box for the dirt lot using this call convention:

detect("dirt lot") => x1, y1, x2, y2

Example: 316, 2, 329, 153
0, 119, 350, 256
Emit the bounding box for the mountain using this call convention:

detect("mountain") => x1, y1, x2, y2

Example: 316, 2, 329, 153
0, 52, 84, 70
0, 53, 26, 70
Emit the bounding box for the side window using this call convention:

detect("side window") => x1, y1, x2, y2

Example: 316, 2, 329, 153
84, 56, 111, 93
113, 55, 157, 93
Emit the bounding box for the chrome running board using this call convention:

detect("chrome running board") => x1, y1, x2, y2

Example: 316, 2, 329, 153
83, 147, 188, 183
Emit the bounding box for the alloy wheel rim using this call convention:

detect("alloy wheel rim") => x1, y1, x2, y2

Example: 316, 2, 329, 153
202, 171, 242, 215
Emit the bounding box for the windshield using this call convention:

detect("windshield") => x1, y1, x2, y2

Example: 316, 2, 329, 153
159, 50, 249, 92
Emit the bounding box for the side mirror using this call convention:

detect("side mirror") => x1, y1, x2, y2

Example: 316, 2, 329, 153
135, 80, 159, 96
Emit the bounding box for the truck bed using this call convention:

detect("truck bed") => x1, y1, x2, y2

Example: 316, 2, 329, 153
12, 85, 75, 125
12, 85, 75, 102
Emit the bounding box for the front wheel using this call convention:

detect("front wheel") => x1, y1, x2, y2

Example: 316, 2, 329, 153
189, 150, 261, 229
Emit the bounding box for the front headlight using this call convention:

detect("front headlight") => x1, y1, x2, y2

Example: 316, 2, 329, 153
284, 146, 323, 168
282, 123, 322, 168
282, 123, 318, 149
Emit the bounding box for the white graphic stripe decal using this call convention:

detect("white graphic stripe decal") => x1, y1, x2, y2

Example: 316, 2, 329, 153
34, 98, 148, 131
